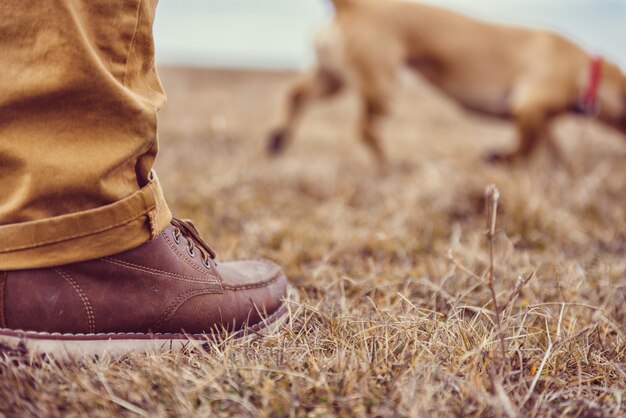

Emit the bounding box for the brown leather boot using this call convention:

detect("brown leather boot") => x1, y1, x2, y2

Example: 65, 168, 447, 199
0, 219, 293, 357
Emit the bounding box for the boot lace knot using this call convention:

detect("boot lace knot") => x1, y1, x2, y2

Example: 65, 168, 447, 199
171, 218, 216, 267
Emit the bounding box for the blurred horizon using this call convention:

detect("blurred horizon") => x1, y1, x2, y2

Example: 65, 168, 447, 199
154, 0, 626, 70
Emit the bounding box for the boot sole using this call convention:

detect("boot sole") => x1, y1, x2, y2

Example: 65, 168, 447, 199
0, 286, 297, 359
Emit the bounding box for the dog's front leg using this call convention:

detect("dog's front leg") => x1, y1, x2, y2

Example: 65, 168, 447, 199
267, 68, 344, 155
486, 113, 545, 164
359, 97, 389, 170
486, 86, 567, 164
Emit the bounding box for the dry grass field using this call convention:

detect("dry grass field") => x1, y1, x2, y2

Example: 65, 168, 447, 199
2, 67, 626, 417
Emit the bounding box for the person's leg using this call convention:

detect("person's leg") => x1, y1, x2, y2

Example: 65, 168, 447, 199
0, 0, 170, 269
0, 0, 291, 356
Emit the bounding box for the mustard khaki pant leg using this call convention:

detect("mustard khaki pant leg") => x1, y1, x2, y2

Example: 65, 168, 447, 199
0, 1, 172, 270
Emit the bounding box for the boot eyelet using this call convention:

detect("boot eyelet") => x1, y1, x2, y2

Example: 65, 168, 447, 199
203, 259, 212, 269
186, 247, 195, 257
172, 231, 180, 244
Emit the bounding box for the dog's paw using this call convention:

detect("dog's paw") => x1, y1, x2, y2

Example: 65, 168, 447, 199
267, 129, 288, 155
484, 151, 514, 164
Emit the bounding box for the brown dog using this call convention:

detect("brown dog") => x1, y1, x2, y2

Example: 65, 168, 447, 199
267, 0, 626, 166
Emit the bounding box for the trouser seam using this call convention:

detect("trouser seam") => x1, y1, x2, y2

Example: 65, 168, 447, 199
149, 199, 158, 239
122, 0, 143, 87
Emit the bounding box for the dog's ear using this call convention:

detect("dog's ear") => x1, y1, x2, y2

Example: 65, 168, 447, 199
623, 88, 626, 130
330, 0, 353, 11
622, 74, 626, 114
621, 76, 626, 131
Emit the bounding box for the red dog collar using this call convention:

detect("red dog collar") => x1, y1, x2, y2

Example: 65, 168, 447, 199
580, 55, 603, 115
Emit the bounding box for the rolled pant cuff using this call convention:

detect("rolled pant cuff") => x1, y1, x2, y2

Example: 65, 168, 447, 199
0, 171, 172, 270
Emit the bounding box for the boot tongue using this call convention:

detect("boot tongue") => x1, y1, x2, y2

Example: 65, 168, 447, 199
171, 218, 217, 260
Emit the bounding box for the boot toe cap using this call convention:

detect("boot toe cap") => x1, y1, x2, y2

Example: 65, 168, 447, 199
217, 259, 289, 319
161, 259, 289, 335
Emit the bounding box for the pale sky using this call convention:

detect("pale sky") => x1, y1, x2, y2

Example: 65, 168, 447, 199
153, 0, 626, 69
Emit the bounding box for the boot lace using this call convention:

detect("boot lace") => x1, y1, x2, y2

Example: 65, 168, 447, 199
171, 218, 217, 267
